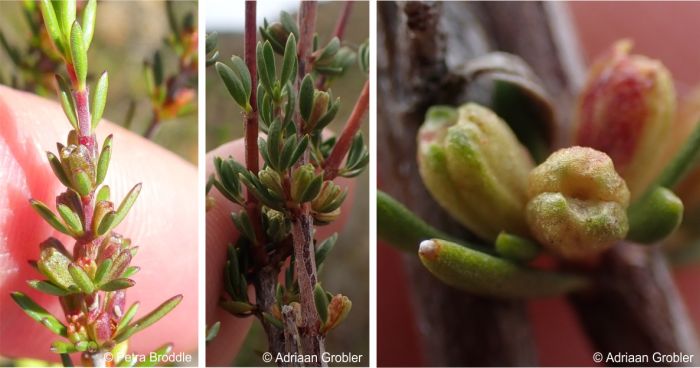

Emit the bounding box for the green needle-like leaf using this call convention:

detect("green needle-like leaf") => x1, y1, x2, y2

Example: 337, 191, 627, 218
117, 302, 140, 333
39, 0, 65, 55
68, 264, 95, 293
57, 204, 83, 236
627, 187, 684, 244
299, 74, 314, 121
315, 233, 338, 267
10, 292, 67, 337
55, 75, 78, 129
418, 239, 589, 298
121, 266, 140, 278
69, 21, 87, 89
230, 56, 251, 100
313, 283, 328, 324
98, 183, 142, 235
73, 170, 92, 196
30, 199, 70, 235
100, 278, 135, 291
262, 41, 276, 90
377, 191, 470, 252
47, 151, 71, 187
96, 185, 111, 202
256, 42, 272, 92
114, 295, 183, 343
51, 340, 77, 354
216, 62, 248, 110
81, 0, 96, 49
206, 321, 221, 343
93, 258, 112, 285
280, 34, 297, 85
91, 72, 109, 130
648, 119, 700, 191
96, 134, 113, 185
494, 232, 540, 262
27, 280, 71, 296
58, 0, 76, 41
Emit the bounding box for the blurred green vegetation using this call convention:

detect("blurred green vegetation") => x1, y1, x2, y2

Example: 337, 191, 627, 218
206, 2, 369, 366
0, 1, 198, 164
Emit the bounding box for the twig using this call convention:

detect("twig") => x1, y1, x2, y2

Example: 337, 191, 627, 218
323, 80, 369, 180
243, 0, 267, 265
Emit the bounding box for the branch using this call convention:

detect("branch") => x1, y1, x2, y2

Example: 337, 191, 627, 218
243, 0, 267, 265
323, 80, 369, 180
316, 1, 354, 89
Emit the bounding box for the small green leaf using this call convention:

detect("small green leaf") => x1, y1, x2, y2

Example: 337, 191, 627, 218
262, 41, 276, 89
68, 264, 95, 293
114, 295, 183, 343
121, 266, 140, 278
69, 21, 87, 89
494, 232, 540, 263
39, 0, 65, 54
230, 56, 251, 100
314, 283, 328, 324
98, 183, 142, 235
377, 191, 472, 253
51, 340, 77, 354
96, 134, 112, 185
299, 75, 314, 121
94, 258, 112, 285
280, 11, 299, 40
91, 72, 108, 130
47, 151, 71, 187
280, 34, 297, 85
57, 204, 83, 236
100, 278, 135, 291
627, 187, 684, 244
206, 321, 221, 343
73, 170, 92, 196
285, 135, 309, 170
315, 98, 340, 131
315, 233, 338, 267
300, 174, 324, 203
11, 292, 67, 337
216, 62, 248, 110
27, 280, 71, 296
30, 199, 70, 235
55, 75, 78, 129
81, 0, 96, 49
220, 300, 255, 315
57, 0, 76, 40
60, 352, 75, 366
96, 185, 111, 202
117, 302, 140, 333
418, 239, 589, 298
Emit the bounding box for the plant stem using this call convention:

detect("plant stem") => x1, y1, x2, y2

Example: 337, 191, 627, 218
72, 86, 97, 259
144, 111, 160, 139
242, 0, 267, 266
291, 1, 325, 362
323, 80, 369, 180
88, 350, 107, 367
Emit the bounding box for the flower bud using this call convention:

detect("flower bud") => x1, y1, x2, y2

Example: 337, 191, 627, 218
60, 144, 96, 196
574, 40, 676, 198
258, 167, 284, 199
417, 103, 534, 241
306, 90, 330, 131
312, 181, 346, 213
320, 294, 352, 334
263, 22, 290, 54
526, 147, 630, 260
88, 311, 112, 345
291, 164, 323, 203
106, 290, 126, 322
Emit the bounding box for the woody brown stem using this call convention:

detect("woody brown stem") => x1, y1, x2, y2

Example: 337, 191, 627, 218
323, 80, 369, 180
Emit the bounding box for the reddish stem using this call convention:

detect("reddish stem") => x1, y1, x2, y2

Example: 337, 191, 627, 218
332, 2, 354, 40
242, 0, 267, 266
323, 79, 369, 180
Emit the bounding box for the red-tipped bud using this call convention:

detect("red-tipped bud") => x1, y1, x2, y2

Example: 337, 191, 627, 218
574, 40, 676, 198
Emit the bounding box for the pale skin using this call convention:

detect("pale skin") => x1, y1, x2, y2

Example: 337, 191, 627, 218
0, 86, 355, 365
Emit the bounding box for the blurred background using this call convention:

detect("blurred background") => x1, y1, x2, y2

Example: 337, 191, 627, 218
206, 1, 369, 366
378, 2, 700, 366
0, 1, 198, 164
